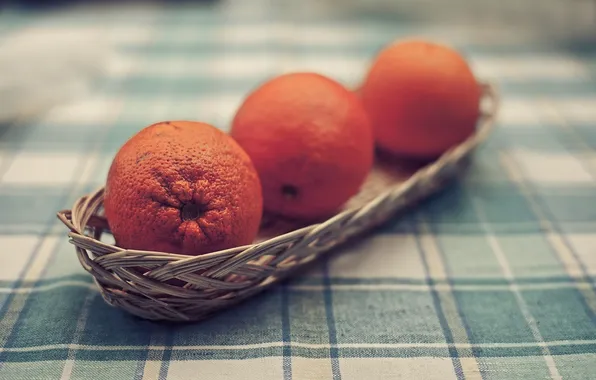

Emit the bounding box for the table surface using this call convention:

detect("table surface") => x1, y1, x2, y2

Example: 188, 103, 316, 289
1, 1, 596, 379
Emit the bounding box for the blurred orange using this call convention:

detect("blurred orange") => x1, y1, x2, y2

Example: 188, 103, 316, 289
360, 39, 481, 159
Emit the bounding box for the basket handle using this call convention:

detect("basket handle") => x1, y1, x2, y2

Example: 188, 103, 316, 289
57, 209, 110, 233
56, 187, 109, 234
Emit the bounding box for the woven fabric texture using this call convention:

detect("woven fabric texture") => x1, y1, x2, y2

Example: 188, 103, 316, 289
0, 1, 595, 379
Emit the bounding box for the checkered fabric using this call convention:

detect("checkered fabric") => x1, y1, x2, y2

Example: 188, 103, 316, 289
1, 1, 595, 379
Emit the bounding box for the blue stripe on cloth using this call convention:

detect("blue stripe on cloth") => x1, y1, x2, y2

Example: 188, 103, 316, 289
428, 220, 484, 361
8, 119, 596, 156
322, 260, 341, 380
2, 342, 596, 362
2, 274, 596, 292
158, 333, 174, 380
123, 40, 574, 56
133, 351, 148, 380
281, 283, 292, 380
412, 220, 465, 380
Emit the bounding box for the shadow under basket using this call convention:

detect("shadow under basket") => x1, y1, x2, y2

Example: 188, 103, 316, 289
57, 81, 500, 322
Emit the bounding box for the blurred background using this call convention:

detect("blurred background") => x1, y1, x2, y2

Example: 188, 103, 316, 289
0, 0, 594, 130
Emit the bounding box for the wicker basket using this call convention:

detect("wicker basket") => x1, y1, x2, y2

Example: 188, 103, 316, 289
57, 81, 499, 322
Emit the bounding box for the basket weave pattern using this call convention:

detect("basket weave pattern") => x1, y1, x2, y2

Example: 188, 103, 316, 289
57, 82, 499, 322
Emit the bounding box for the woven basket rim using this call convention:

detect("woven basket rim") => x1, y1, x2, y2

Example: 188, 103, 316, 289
57, 80, 500, 261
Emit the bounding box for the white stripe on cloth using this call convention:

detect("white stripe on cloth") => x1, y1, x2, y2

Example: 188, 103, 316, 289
541, 98, 596, 180
108, 54, 591, 82
416, 218, 482, 379
499, 151, 596, 317
0, 339, 595, 353
470, 195, 562, 380
59, 291, 96, 380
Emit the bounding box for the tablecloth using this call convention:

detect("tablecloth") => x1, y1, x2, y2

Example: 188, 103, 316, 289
1, 1, 595, 379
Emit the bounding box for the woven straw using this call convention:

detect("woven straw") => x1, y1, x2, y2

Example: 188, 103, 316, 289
57, 81, 499, 322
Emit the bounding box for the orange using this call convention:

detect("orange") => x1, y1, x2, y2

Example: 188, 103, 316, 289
230, 72, 374, 220
360, 39, 481, 159
103, 121, 263, 255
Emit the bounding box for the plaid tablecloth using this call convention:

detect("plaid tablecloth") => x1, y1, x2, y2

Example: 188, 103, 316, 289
1, 1, 595, 379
